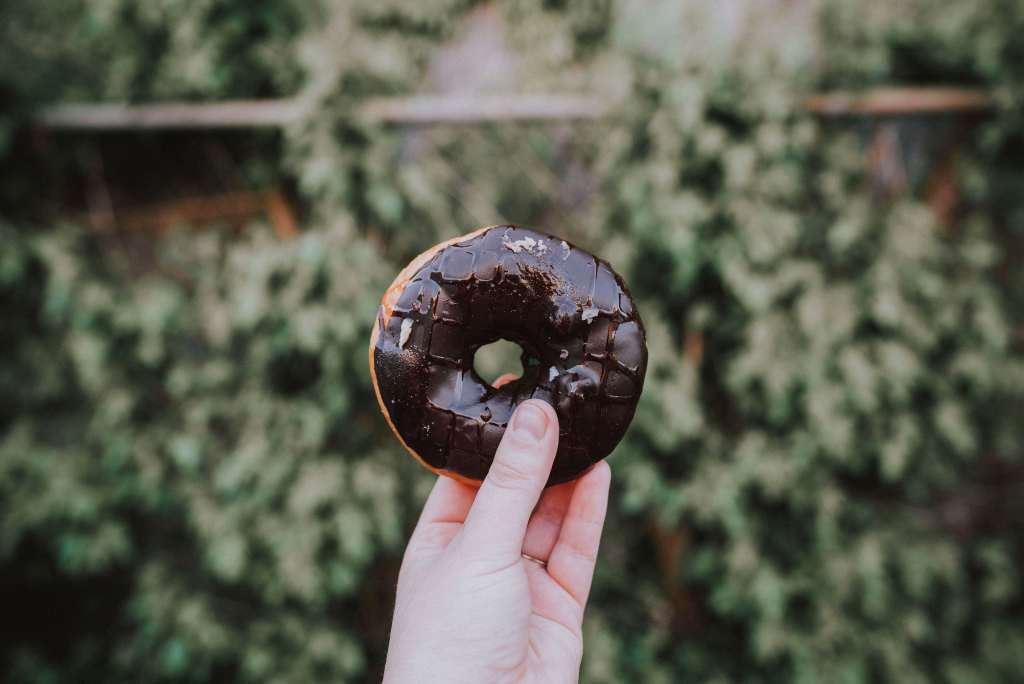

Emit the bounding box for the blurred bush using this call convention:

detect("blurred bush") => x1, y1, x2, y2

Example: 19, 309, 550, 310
2, 1, 1023, 682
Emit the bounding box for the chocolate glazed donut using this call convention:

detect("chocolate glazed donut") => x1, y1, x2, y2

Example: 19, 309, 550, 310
369, 225, 647, 486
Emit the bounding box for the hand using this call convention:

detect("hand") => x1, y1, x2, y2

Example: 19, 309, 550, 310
383, 399, 612, 684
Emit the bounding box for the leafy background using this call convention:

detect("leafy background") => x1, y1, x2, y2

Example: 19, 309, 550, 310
2, 1, 1023, 682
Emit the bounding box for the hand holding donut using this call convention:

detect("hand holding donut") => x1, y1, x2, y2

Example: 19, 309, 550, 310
375, 226, 642, 680
383, 399, 611, 684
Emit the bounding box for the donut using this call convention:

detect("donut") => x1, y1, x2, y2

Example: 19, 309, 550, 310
369, 225, 647, 486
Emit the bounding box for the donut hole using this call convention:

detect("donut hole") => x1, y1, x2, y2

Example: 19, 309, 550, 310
473, 339, 525, 388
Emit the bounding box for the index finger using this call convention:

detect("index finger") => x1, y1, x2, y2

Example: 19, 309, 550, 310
546, 461, 611, 608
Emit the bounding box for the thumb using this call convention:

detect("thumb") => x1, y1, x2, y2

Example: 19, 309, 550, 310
459, 400, 559, 564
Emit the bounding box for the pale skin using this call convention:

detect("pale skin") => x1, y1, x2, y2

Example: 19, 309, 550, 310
383, 390, 611, 684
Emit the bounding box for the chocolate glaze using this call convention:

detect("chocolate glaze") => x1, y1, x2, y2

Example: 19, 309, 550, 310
372, 225, 647, 486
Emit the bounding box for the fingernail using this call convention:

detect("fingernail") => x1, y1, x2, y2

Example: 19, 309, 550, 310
510, 402, 548, 441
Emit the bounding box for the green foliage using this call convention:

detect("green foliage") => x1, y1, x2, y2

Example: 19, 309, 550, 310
2, 1, 1023, 682
2, 222, 409, 681
0, 0, 308, 106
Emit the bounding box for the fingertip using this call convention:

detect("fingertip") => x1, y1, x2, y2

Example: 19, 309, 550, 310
570, 460, 611, 490
515, 398, 558, 431
588, 460, 611, 485
520, 397, 558, 421
573, 461, 611, 509
492, 373, 520, 389
502, 400, 558, 451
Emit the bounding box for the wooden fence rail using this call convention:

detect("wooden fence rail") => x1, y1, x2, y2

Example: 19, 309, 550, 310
36, 87, 992, 131
36, 94, 611, 130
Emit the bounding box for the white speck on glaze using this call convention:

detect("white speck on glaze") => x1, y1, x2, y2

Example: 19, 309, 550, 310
399, 318, 414, 348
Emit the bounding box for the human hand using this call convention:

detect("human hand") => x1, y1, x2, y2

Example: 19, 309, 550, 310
383, 399, 611, 684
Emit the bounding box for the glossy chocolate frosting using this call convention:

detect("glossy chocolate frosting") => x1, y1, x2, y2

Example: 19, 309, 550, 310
372, 225, 647, 485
